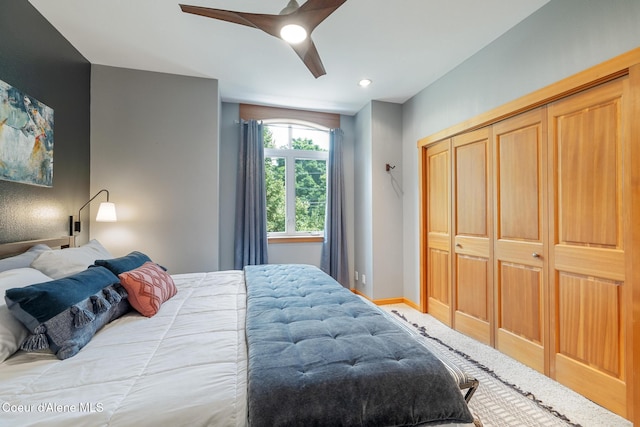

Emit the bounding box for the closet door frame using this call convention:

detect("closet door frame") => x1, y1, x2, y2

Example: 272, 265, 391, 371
623, 63, 639, 422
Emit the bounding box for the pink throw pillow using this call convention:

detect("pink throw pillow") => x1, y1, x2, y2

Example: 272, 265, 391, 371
118, 262, 177, 317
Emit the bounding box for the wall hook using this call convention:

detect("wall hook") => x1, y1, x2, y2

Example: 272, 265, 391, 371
385, 163, 396, 172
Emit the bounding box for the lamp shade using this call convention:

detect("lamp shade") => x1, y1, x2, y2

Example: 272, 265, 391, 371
96, 202, 117, 222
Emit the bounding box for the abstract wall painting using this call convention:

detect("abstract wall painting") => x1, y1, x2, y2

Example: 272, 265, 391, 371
0, 79, 54, 187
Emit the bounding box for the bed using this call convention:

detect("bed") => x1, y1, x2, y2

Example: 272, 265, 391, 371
0, 237, 478, 426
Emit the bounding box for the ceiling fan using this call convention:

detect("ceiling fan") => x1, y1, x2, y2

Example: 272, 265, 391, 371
179, 0, 347, 78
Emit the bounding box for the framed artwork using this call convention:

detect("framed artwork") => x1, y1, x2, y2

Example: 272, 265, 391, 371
0, 79, 54, 187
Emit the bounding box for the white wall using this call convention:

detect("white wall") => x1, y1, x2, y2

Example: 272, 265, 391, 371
401, 0, 640, 303
267, 242, 323, 266
90, 65, 220, 274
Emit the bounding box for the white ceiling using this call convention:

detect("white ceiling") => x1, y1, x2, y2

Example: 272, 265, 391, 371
29, 0, 549, 115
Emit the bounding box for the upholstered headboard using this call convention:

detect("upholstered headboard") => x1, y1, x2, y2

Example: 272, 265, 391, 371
0, 237, 73, 260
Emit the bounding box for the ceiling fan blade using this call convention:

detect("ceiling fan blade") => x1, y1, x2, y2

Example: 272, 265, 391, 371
296, 0, 347, 31
180, 5, 255, 28
179, 4, 283, 37
290, 37, 326, 78
180, 1, 347, 78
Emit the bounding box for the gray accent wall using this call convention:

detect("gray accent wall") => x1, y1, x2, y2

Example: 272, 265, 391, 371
90, 65, 219, 274
0, 1, 90, 243
401, 0, 640, 304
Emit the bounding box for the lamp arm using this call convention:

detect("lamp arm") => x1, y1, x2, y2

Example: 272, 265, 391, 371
73, 189, 110, 234
77, 189, 110, 218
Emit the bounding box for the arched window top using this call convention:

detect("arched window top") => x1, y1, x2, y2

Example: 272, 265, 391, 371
263, 120, 329, 152
263, 118, 330, 132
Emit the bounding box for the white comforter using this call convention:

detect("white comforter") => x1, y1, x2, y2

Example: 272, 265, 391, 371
0, 271, 247, 427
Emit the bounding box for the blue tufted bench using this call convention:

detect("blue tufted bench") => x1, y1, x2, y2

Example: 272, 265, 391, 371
244, 264, 475, 426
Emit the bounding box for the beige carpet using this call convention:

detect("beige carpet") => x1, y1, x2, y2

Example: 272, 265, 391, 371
381, 304, 631, 427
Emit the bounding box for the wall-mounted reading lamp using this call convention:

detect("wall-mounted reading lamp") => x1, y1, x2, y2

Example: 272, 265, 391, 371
69, 189, 117, 236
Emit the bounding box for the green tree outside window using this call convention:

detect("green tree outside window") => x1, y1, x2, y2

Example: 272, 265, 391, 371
264, 124, 328, 235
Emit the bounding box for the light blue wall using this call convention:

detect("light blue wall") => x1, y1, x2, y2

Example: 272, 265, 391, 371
353, 103, 373, 296
401, 0, 640, 303
352, 100, 403, 300
340, 114, 356, 289
371, 101, 403, 300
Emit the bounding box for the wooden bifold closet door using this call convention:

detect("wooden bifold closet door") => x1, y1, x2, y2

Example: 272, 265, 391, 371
452, 128, 493, 345
547, 77, 628, 417
424, 140, 452, 326
493, 108, 548, 374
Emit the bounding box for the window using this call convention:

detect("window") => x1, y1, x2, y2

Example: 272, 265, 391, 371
263, 121, 329, 238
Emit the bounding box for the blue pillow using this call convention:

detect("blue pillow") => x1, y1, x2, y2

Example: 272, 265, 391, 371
4, 266, 129, 360
94, 251, 152, 275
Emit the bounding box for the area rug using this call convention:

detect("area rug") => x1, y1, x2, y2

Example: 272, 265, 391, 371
390, 310, 577, 427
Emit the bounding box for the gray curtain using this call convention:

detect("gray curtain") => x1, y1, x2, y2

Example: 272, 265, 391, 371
321, 128, 349, 287
234, 120, 268, 269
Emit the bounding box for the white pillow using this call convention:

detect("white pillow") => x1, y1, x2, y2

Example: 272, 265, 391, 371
0, 268, 52, 362
30, 239, 113, 280
0, 244, 50, 273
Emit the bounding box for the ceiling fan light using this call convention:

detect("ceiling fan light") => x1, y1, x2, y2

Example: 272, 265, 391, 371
280, 24, 307, 44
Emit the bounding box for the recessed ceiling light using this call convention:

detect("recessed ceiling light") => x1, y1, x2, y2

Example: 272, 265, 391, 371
280, 24, 307, 44
359, 79, 372, 87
